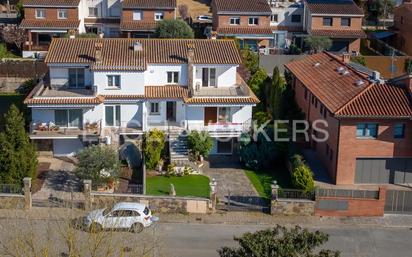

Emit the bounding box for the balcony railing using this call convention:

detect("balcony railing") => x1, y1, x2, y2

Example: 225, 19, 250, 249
207, 122, 243, 132
30, 120, 102, 138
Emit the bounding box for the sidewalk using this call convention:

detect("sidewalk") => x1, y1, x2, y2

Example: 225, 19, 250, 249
0, 208, 411, 229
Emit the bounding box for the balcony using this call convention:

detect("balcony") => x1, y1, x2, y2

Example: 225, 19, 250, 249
192, 73, 254, 98
31, 78, 95, 98
30, 121, 101, 139
206, 120, 252, 137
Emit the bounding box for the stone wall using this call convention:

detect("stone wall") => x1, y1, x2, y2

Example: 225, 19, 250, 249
91, 192, 210, 214
0, 77, 30, 93
271, 199, 315, 216
0, 194, 25, 209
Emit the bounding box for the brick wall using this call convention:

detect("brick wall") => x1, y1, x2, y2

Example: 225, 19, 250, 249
215, 15, 270, 28
121, 9, 175, 22
315, 187, 386, 217
24, 7, 78, 20
336, 119, 412, 184
393, 4, 412, 56
310, 16, 362, 31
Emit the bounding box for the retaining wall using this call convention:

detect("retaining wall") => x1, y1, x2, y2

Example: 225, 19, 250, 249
271, 198, 315, 216
0, 194, 25, 209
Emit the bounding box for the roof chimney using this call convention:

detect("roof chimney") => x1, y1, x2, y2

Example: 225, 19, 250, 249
95, 42, 103, 64
342, 53, 350, 64
187, 43, 195, 95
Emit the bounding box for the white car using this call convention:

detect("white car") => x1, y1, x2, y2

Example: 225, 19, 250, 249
84, 202, 158, 233
197, 15, 212, 21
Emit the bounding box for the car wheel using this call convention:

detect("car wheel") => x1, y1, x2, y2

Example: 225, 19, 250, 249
89, 222, 102, 233
130, 223, 144, 233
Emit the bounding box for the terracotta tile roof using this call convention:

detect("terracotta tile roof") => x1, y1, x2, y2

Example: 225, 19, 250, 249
310, 29, 366, 38
122, 0, 176, 9
120, 21, 157, 31
145, 85, 188, 99
20, 19, 80, 29
217, 27, 273, 36
102, 94, 145, 100
213, 0, 271, 14
285, 52, 371, 113
336, 83, 412, 118
84, 18, 121, 24
24, 97, 102, 105
45, 38, 242, 70
305, 0, 364, 16
185, 97, 259, 104
23, 0, 80, 7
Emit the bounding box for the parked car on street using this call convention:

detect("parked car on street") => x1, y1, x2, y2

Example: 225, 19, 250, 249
84, 202, 158, 233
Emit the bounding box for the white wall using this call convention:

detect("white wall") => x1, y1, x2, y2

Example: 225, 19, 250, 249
193, 65, 237, 88
81, 0, 121, 19
271, 3, 304, 27
83, 104, 103, 124
32, 107, 101, 126
53, 139, 84, 156
145, 101, 166, 125
94, 71, 145, 95
232, 106, 252, 124
186, 106, 204, 130
144, 64, 188, 86
49, 66, 92, 87
121, 103, 143, 128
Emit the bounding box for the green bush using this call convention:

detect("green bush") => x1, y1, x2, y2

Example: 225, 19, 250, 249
187, 130, 213, 159
143, 129, 165, 170
75, 145, 120, 185
253, 111, 271, 126
351, 55, 367, 66
0, 43, 17, 58
16, 79, 37, 95
156, 19, 194, 39
248, 68, 268, 96
239, 132, 277, 170
290, 154, 314, 192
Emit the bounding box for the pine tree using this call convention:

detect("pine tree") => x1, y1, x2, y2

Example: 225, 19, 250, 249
267, 67, 286, 120
0, 105, 37, 184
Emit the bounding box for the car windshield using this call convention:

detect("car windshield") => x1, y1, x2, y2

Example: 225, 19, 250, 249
143, 207, 150, 215
102, 208, 111, 216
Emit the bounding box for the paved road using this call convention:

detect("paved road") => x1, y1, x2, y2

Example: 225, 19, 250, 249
0, 217, 411, 257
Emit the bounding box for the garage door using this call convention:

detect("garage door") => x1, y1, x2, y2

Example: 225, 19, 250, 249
53, 139, 84, 157
355, 158, 412, 184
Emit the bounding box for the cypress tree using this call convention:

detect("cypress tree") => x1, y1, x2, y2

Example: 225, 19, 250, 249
0, 105, 37, 184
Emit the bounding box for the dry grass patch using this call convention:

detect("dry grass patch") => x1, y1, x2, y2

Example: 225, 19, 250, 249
177, 0, 211, 18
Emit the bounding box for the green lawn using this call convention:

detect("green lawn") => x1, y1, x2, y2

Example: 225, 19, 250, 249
244, 166, 292, 200
146, 175, 210, 198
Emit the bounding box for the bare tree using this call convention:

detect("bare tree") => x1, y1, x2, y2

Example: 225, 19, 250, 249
1, 25, 27, 50
178, 4, 189, 21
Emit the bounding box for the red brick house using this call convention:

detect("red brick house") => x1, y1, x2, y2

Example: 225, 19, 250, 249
212, 0, 273, 51
303, 0, 365, 53
393, 1, 412, 56
285, 52, 412, 185
120, 0, 176, 38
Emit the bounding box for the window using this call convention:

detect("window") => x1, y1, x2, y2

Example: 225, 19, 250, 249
394, 123, 405, 138
218, 107, 231, 123
150, 102, 160, 115
36, 9, 45, 19
291, 14, 301, 23
105, 105, 121, 126
107, 75, 121, 88
167, 71, 179, 84
270, 14, 278, 23
133, 11, 142, 20
304, 88, 308, 100
68, 68, 85, 88
108, 28, 120, 38
248, 17, 259, 25
323, 17, 333, 26
55, 109, 83, 128
58, 9, 68, 19
229, 17, 240, 25
154, 12, 164, 21
202, 68, 216, 87
341, 18, 351, 27
88, 7, 98, 17
356, 123, 378, 138
320, 104, 324, 114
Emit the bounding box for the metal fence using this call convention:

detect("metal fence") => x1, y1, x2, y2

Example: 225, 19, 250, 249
316, 188, 379, 199
125, 184, 144, 195
0, 184, 22, 194
385, 190, 412, 214
278, 189, 315, 201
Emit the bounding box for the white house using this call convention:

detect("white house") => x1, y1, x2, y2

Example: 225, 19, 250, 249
24, 38, 258, 157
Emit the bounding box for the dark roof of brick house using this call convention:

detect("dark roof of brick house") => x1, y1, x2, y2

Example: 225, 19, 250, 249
213, 0, 271, 14
45, 38, 242, 70
216, 27, 273, 36
305, 0, 364, 16
285, 52, 412, 118
122, 0, 176, 9
120, 21, 157, 31
20, 19, 80, 29
22, 0, 80, 7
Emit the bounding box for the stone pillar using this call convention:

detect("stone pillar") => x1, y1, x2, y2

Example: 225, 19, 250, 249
23, 177, 32, 210
270, 181, 279, 215
209, 178, 217, 212
83, 180, 92, 211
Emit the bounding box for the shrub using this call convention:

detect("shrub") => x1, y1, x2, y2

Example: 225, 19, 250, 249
248, 68, 268, 96
351, 55, 367, 66
290, 154, 314, 192
16, 79, 37, 95
75, 145, 120, 185
304, 36, 332, 53
143, 129, 165, 170
156, 19, 194, 39
239, 132, 277, 170
187, 130, 213, 159
253, 111, 271, 126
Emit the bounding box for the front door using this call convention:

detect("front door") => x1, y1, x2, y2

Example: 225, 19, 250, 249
204, 107, 217, 125
166, 101, 176, 122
